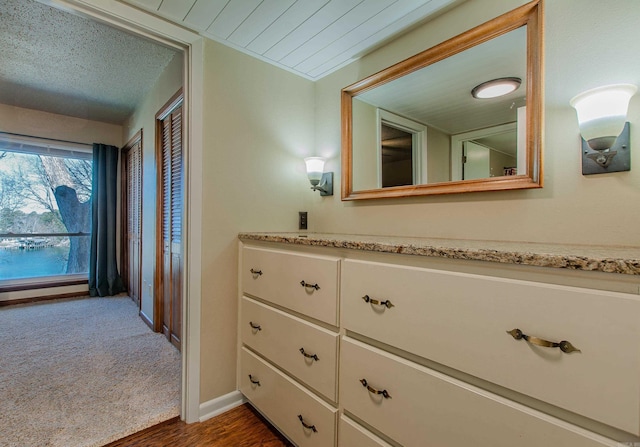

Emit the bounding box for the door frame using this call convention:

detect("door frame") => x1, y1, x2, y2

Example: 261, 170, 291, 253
154, 89, 184, 339
450, 122, 517, 181
56, 0, 204, 423
121, 129, 143, 314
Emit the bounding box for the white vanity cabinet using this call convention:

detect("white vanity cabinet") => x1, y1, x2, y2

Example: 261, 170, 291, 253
239, 245, 341, 447
242, 246, 340, 326
238, 237, 639, 447
341, 259, 640, 435
339, 337, 616, 447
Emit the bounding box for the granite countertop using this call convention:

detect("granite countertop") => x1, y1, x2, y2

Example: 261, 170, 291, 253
238, 232, 640, 276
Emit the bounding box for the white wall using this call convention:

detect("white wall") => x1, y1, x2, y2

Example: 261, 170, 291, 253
427, 126, 451, 183
123, 52, 184, 323
199, 39, 314, 402
0, 104, 123, 302
0, 103, 122, 146
312, 0, 640, 246
352, 99, 378, 190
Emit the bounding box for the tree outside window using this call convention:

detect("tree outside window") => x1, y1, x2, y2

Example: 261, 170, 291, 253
0, 142, 92, 281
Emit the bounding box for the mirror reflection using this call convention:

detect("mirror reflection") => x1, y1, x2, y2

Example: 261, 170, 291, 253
352, 26, 526, 191
342, 0, 542, 200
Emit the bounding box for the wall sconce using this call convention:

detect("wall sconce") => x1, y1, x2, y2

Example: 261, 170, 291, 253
304, 157, 333, 196
570, 84, 637, 175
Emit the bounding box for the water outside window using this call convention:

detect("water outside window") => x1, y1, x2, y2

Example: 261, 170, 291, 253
0, 148, 92, 282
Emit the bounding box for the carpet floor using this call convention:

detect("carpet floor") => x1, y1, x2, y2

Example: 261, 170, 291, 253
0, 296, 181, 447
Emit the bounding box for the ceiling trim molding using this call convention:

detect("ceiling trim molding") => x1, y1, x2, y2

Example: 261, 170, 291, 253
37, 0, 200, 48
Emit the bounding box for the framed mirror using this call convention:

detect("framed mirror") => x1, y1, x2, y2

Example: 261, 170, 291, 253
341, 0, 543, 200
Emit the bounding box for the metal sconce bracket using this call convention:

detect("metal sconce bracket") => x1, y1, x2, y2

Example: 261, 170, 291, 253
311, 172, 333, 196
581, 122, 630, 175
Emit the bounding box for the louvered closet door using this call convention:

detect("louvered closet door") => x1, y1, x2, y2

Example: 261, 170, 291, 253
125, 140, 142, 308
159, 103, 182, 350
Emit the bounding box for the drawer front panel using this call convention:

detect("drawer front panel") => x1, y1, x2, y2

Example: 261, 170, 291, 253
240, 347, 338, 447
340, 337, 617, 447
339, 416, 393, 447
342, 259, 640, 434
241, 296, 339, 401
243, 247, 340, 325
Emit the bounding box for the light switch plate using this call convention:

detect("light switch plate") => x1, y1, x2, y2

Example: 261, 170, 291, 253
299, 212, 308, 230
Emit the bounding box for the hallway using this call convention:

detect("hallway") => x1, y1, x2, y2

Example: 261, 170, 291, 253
0, 297, 181, 447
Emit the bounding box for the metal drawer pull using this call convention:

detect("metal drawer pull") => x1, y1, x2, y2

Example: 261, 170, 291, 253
507, 328, 581, 354
360, 378, 392, 399
362, 295, 394, 309
300, 280, 320, 291
298, 414, 317, 433
249, 321, 262, 331
299, 347, 319, 361
248, 374, 260, 386
250, 268, 263, 276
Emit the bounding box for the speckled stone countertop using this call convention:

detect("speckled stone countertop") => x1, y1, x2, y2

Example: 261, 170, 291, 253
238, 232, 640, 276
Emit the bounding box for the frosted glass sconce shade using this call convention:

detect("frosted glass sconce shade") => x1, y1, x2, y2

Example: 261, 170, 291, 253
304, 157, 333, 196
570, 84, 637, 151
304, 157, 325, 184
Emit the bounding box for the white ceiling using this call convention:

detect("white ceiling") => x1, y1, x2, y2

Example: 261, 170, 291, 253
357, 26, 527, 137
121, 0, 461, 80
0, 0, 179, 124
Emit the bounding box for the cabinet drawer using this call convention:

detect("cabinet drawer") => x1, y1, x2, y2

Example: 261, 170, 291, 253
241, 296, 339, 401
340, 337, 617, 447
242, 247, 340, 325
342, 259, 640, 434
240, 347, 338, 447
339, 416, 393, 447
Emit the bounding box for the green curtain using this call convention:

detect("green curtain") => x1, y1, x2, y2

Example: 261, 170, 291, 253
89, 143, 125, 297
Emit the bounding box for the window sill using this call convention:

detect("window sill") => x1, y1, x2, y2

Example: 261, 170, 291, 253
0, 275, 88, 293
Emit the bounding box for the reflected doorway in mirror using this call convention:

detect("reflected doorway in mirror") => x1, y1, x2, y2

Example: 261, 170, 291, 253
378, 109, 427, 188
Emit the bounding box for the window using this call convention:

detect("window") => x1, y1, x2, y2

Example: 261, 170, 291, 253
0, 133, 92, 286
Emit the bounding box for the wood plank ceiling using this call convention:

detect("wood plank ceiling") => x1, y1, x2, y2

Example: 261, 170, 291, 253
356, 26, 527, 136
121, 0, 460, 80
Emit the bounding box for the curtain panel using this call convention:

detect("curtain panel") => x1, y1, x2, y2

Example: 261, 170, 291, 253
89, 143, 125, 297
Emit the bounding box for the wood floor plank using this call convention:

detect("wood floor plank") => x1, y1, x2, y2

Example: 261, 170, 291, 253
104, 403, 293, 447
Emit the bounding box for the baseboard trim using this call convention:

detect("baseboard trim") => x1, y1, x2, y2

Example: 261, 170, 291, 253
139, 310, 154, 331
199, 390, 245, 422
0, 291, 88, 307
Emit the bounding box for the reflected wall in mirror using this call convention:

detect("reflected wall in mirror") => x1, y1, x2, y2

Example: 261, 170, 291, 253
342, 0, 543, 200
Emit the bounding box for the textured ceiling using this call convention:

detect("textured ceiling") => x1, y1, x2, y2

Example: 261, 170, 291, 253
121, 0, 461, 80
0, 0, 179, 124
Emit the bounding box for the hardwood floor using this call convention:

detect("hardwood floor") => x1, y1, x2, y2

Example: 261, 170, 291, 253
104, 403, 293, 447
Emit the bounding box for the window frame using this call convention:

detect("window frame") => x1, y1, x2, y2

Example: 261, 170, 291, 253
0, 132, 93, 289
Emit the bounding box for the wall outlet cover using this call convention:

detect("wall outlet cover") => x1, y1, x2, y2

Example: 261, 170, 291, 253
299, 211, 308, 230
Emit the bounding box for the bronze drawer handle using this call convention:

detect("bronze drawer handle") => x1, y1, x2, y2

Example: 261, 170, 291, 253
507, 328, 581, 354
362, 295, 394, 309
360, 378, 391, 399
250, 268, 263, 276
249, 321, 261, 331
298, 414, 317, 433
300, 280, 320, 291
248, 374, 260, 386
299, 347, 319, 361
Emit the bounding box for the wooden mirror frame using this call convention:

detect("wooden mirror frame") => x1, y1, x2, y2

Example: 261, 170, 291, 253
341, 0, 543, 200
